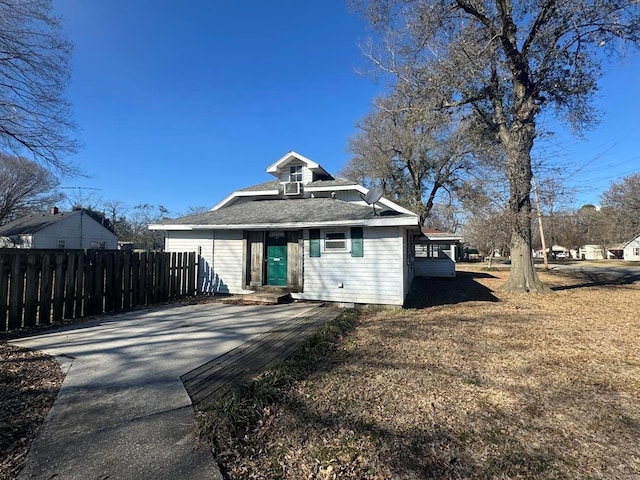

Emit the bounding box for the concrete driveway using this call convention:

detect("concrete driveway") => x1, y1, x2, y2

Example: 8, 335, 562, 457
10, 301, 319, 480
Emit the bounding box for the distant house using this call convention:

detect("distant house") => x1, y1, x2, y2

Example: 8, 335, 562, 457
578, 244, 606, 260
149, 151, 421, 305
414, 228, 463, 277
0, 207, 118, 250
623, 234, 640, 261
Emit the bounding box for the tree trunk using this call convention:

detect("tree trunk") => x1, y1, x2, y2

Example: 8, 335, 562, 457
500, 118, 551, 293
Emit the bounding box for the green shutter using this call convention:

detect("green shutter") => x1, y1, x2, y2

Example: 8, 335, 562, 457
309, 229, 321, 257
351, 227, 363, 257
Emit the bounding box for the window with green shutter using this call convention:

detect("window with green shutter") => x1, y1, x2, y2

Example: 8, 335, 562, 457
309, 229, 321, 257
351, 227, 363, 257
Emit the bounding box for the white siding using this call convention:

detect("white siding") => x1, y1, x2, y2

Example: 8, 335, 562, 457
579, 245, 605, 260
212, 230, 245, 294
165, 230, 246, 294
295, 226, 406, 305
32, 213, 117, 249
277, 160, 313, 185
414, 258, 456, 277
623, 236, 640, 261
165, 231, 214, 292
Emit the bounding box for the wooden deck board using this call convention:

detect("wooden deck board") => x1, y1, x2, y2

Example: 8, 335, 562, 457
181, 303, 340, 410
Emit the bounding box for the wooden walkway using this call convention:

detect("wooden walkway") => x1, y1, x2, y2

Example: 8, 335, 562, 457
180, 303, 340, 410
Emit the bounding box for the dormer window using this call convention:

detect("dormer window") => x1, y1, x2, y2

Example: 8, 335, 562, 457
289, 165, 302, 183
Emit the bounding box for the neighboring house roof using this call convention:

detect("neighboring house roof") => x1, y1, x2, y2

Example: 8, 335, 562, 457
418, 227, 463, 242
153, 197, 416, 230
622, 233, 640, 247
0, 210, 81, 236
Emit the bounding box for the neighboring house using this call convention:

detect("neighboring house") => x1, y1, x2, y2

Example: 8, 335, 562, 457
579, 244, 606, 260
149, 151, 420, 305
414, 228, 463, 278
0, 207, 118, 250
623, 234, 640, 261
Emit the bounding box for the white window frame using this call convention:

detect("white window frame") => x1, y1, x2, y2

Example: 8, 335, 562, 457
634, 247, 640, 256
289, 165, 302, 183
323, 230, 349, 253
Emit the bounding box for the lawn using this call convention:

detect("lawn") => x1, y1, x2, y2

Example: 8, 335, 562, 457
203, 265, 640, 479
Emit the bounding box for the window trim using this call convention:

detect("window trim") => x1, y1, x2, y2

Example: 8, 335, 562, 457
323, 230, 349, 253
289, 165, 302, 183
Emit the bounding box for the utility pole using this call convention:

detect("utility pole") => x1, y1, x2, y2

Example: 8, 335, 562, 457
532, 177, 548, 270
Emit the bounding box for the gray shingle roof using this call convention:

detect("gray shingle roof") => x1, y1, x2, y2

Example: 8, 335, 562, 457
306, 177, 357, 188
0, 211, 80, 236
158, 198, 411, 227
237, 180, 281, 192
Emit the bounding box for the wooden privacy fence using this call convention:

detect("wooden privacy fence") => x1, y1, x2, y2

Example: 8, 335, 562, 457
0, 250, 198, 332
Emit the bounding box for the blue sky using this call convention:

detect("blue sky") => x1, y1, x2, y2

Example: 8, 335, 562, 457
53, 1, 640, 216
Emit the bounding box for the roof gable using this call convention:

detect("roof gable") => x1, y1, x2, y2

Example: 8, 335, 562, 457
265, 151, 330, 179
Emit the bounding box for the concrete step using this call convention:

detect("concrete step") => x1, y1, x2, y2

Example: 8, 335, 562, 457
218, 291, 292, 305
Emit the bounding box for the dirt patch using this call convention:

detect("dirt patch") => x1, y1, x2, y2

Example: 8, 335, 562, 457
0, 343, 63, 480
209, 268, 640, 479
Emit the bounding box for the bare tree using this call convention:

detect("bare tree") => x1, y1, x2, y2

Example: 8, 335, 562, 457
130, 204, 168, 250
600, 173, 640, 242
0, 0, 78, 173
352, 0, 640, 292
344, 90, 481, 224
0, 154, 62, 224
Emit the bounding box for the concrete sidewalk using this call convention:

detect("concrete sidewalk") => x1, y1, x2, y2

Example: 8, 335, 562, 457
11, 301, 319, 480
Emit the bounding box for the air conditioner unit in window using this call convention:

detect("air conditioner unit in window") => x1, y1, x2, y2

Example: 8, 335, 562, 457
283, 182, 302, 195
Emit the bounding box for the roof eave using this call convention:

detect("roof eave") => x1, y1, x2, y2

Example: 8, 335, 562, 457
150, 216, 419, 231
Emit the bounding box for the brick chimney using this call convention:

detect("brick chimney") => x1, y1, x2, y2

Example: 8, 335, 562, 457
50, 206, 59, 215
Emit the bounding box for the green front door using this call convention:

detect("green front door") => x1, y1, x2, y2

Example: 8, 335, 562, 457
266, 232, 288, 286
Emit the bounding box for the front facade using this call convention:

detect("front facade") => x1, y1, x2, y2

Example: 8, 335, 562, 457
150, 152, 420, 305
0, 208, 118, 250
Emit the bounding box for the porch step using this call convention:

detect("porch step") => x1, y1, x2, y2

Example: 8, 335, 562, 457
246, 291, 292, 305
218, 290, 292, 305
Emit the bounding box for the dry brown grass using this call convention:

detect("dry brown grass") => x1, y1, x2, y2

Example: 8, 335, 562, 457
211, 267, 640, 479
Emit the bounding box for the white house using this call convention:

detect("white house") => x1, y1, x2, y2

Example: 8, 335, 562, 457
0, 208, 118, 250
150, 151, 421, 305
623, 234, 640, 261
579, 244, 606, 260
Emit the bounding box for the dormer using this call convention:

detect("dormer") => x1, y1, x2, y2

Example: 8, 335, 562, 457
266, 151, 333, 187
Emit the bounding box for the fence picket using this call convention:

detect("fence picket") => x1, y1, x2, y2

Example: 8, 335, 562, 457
8, 254, 24, 330
53, 252, 66, 323
39, 253, 54, 325
24, 254, 39, 327
64, 252, 77, 319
